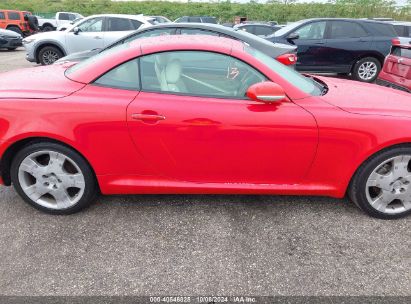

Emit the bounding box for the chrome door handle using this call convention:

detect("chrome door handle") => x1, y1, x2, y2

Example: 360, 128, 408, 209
131, 113, 166, 121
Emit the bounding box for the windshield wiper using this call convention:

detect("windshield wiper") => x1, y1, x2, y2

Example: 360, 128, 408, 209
305, 75, 328, 95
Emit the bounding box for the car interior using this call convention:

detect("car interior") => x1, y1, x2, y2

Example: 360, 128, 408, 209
95, 50, 266, 98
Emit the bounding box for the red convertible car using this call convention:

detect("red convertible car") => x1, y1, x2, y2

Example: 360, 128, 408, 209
0, 36, 410, 219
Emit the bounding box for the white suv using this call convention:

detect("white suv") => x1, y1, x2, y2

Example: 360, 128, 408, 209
23, 14, 154, 65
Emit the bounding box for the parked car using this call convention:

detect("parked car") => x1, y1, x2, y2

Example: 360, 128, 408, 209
267, 18, 399, 82
175, 16, 217, 24
234, 23, 282, 37
23, 14, 154, 65
37, 12, 84, 32
56, 23, 297, 66
56, 17, 83, 31
0, 28, 22, 50
390, 21, 411, 45
0, 9, 35, 36
377, 44, 411, 92
1, 35, 411, 219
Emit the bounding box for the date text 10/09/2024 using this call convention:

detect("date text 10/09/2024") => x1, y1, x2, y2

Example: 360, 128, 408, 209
149, 296, 257, 303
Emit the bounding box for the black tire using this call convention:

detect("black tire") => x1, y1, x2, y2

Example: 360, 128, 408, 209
42, 24, 54, 32
352, 57, 381, 83
7, 26, 23, 36
38, 45, 63, 65
349, 146, 411, 219
10, 142, 98, 215
7, 47, 17, 51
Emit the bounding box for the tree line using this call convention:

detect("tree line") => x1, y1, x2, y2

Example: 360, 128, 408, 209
1, 0, 410, 23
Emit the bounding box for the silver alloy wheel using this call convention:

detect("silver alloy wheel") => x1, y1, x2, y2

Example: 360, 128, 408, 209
365, 155, 411, 215
42, 50, 59, 65
18, 150, 85, 210
358, 61, 378, 81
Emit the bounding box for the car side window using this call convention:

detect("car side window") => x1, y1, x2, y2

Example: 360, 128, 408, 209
7, 12, 20, 20
367, 23, 397, 37
238, 25, 254, 34
393, 25, 406, 37
180, 28, 219, 36
59, 13, 70, 21
294, 21, 326, 39
188, 17, 202, 23
77, 18, 104, 33
139, 51, 266, 99
107, 18, 134, 31
176, 17, 188, 22
128, 28, 174, 40
0, 12, 5, 20
254, 25, 275, 36
130, 20, 143, 30
94, 58, 140, 91
329, 21, 368, 39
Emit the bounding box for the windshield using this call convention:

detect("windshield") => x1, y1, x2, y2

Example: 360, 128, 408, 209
245, 46, 323, 96
66, 42, 130, 76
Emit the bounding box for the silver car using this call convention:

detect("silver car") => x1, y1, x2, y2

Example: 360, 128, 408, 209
23, 14, 154, 65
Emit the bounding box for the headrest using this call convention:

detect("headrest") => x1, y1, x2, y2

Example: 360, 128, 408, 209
155, 54, 169, 68
165, 59, 182, 84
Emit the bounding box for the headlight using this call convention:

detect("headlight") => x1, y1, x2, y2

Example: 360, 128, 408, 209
22, 38, 35, 44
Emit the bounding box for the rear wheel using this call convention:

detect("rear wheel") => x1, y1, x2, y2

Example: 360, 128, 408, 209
7, 47, 17, 51
352, 57, 381, 82
10, 142, 98, 214
42, 24, 54, 32
38, 46, 63, 65
349, 146, 411, 219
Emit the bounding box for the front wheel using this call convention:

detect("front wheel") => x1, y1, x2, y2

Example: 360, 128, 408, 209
352, 57, 381, 82
349, 146, 411, 219
38, 46, 63, 65
10, 142, 98, 214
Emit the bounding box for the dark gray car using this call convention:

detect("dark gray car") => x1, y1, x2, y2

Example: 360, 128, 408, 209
56, 23, 296, 64
0, 28, 22, 50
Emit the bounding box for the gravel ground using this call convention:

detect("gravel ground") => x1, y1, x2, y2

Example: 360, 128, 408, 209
0, 48, 410, 297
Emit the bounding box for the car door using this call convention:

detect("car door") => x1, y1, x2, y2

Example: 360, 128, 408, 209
126, 50, 318, 184
288, 21, 328, 71
103, 17, 140, 47
324, 20, 372, 73
65, 17, 105, 54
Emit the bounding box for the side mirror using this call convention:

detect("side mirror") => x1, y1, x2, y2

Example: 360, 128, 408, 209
246, 81, 287, 103
287, 32, 299, 40
73, 27, 80, 35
